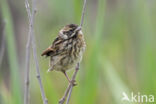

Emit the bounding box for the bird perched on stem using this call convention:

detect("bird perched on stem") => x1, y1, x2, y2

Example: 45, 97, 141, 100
41, 24, 86, 85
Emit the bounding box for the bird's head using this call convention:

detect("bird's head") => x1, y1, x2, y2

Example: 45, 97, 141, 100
59, 24, 82, 39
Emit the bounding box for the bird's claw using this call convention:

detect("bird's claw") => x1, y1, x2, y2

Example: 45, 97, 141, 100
70, 80, 77, 86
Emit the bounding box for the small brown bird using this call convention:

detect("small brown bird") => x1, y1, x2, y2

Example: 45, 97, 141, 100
41, 24, 86, 85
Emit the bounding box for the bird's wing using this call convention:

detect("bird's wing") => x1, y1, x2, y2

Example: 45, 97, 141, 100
47, 55, 63, 72
41, 47, 54, 56
41, 36, 65, 57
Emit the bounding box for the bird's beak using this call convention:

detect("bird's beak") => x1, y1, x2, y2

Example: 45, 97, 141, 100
76, 26, 81, 32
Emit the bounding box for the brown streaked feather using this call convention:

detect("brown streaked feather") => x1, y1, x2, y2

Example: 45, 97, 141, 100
41, 47, 54, 56
52, 37, 63, 46
41, 37, 64, 57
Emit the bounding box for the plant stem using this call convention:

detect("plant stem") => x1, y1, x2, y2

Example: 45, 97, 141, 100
59, 0, 87, 103
66, 63, 80, 104
24, 0, 33, 103
80, 0, 87, 27
0, 21, 6, 67
59, 63, 79, 104
24, 0, 48, 103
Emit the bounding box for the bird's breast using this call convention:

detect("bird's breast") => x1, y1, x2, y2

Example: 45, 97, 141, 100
51, 31, 86, 71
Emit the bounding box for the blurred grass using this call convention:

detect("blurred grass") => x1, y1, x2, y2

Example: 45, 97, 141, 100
102, 60, 135, 104
133, 0, 156, 94
0, 0, 22, 104
77, 0, 106, 104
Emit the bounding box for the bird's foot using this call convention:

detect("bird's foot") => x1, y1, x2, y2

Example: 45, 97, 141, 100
70, 80, 77, 86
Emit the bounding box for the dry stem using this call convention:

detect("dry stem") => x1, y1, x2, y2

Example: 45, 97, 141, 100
0, 21, 6, 67
59, 63, 79, 104
80, 0, 87, 27
24, 0, 48, 104
59, 0, 87, 103
24, 1, 32, 104
66, 63, 80, 104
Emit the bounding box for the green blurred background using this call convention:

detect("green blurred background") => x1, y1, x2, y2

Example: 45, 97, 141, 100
0, 0, 156, 104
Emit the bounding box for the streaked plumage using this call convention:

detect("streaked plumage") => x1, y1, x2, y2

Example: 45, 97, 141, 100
41, 24, 86, 83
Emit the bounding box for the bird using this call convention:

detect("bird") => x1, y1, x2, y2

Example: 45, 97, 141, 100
41, 24, 86, 85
